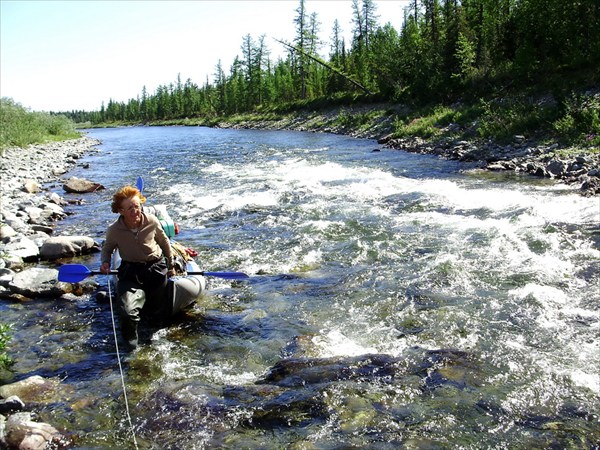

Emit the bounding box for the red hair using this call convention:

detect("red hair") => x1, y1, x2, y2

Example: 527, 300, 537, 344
110, 185, 146, 213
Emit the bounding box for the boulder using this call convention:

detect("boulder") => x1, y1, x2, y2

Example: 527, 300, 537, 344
62, 177, 104, 193
7, 267, 66, 298
546, 159, 566, 177
41, 202, 66, 219
0, 376, 62, 403
39, 236, 100, 260
2, 236, 39, 261
4, 412, 67, 450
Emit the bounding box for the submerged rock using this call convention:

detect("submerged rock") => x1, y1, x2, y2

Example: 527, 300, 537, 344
0, 375, 62, 403
259, 353, 403, 387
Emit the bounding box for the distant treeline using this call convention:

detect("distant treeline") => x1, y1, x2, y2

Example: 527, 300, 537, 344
63, 0, 599, 124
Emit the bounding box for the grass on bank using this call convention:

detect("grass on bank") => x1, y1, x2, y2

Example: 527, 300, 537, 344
0, 323, 13, 372
392, 92, 600, 147
0, 97, 81, 151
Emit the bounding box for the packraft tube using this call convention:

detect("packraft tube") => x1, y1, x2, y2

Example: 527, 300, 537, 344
167, 258, 206, 315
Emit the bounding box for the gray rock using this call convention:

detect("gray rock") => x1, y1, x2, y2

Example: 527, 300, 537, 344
0, 224, 17, 240
2, 236, 39, 261
546, 159, 565, 177
1, 254, 24, 270
7, 267, 65, 298
62, 176, 105, 193
39, 236, 100, 260
0, 268, 15, 286
2, 211, 28, 232
30, 224, 54, 235
4, 412, 66, 450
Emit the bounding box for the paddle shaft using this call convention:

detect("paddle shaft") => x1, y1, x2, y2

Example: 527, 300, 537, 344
86, 270, 248, 279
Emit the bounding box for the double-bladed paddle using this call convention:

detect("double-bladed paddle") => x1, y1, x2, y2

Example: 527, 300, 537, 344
58, 263, 249, 283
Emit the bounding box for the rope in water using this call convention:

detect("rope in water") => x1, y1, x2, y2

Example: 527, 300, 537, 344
107, 278, 139, 450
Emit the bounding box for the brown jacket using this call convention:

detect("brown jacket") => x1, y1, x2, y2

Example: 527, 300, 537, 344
101, 212, 172, 266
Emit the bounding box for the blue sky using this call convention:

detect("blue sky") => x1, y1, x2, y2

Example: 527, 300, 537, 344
1, 0, 408, 112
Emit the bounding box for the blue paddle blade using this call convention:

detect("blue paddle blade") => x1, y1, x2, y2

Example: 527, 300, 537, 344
58, 264, 94, 282
136, 176, 144, 192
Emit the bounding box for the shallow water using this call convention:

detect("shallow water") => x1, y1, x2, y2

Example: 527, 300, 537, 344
2, 126, 599, 449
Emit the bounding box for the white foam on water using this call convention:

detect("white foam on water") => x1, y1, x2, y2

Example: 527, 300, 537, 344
570, 368, 600, 393
312, 329, 378, 357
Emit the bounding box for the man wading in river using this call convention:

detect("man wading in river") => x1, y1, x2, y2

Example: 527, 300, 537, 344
100, 186, 176, 349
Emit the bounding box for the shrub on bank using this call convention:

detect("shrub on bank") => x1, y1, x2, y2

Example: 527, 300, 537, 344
0, 322, 12, 372
0, 97, 80, 151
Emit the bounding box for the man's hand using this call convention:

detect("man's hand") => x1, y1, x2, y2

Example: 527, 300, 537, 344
100, 262, 111, 274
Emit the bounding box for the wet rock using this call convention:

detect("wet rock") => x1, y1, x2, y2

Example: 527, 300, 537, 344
2, 211, 28, 233
0, 376, 62, 403
62, 176, 105, 193
4, 412, 69, 450
227, 384, 328, 428
417, 348, 480, 392
39, 235, 100, 260
6, 267, 68, 298
259, 353, 402, 387
0, 396, 25, 415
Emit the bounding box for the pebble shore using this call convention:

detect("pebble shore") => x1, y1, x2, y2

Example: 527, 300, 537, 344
1, 137, 100, 238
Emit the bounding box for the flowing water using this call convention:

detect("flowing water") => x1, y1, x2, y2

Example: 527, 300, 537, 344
2, 126, 599, 449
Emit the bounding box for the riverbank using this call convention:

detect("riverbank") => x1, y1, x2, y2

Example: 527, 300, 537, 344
0, 136, 102, 286
1, 136, 101, 245
1, 136, 104, 448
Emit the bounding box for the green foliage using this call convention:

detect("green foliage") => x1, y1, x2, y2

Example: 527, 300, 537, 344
393, 105, 479, 139
0, 98, 79, 149
553, 94, 600, 146
0, 322, 13, 371
477, 97, 560, 142
337, 108, 380, 130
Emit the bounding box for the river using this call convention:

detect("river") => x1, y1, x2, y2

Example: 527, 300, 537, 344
3, 126, 599, 449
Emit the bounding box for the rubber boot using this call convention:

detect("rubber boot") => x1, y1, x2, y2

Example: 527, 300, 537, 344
120, 317, 139, 350
118, 283, 146, 350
